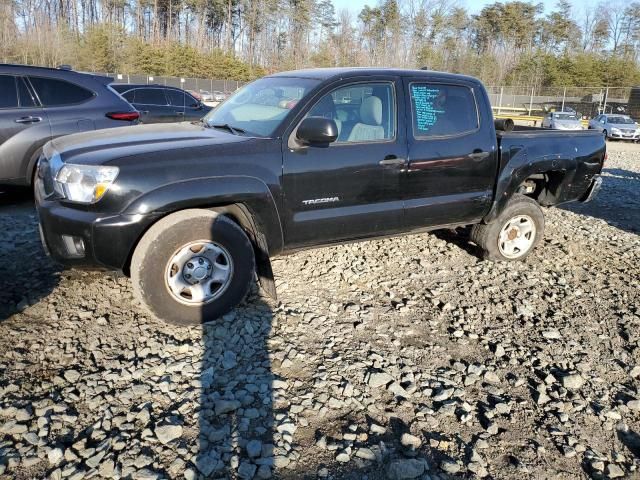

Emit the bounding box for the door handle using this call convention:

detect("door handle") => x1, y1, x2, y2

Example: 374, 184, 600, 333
468, 151, 489, 160
379, 156, 406, 167
139, 110, 149, 115
15, 116, 42, 124
175, 111, 185, 116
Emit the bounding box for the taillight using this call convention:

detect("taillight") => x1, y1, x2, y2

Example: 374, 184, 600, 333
106, 111, 140, 121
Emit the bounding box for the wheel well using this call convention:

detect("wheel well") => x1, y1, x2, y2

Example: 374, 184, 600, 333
516, 171, 566, 206
122, 204, 277, 298
123, 204, 256, 275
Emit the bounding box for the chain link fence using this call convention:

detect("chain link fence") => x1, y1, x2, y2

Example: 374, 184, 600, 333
93, 72, 638, 120
486, 86, 634, 119
95, 72, 245, 94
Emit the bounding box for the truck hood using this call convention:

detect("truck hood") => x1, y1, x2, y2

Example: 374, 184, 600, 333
51, 122, 253, 166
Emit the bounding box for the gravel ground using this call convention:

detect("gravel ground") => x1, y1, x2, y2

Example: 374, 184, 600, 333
0, 142, 638, 480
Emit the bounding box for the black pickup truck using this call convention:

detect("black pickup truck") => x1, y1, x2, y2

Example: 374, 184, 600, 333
35, 68, 605, 325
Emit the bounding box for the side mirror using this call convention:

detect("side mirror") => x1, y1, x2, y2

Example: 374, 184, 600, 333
297, 117, 338, 146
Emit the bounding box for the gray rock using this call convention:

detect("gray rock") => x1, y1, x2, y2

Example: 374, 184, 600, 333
355, 448, 376, 460
605, 464, 625, 478
238, 461, 257, 479
370, 423, 387, 435
215, 399, 241, 415
484, 371, 500, 384
222, 351, 237, 370
133, 468, 160, 480
432, 388, 454, 401
542, 330, 562, 340
561, 373, 585, 390
14, 408, 32, 422
440, 460, 460, 474
386, 459, 425, 479
155, 424, 183, 444
368, 371, 394, 388
48, 447, 64, 465
246, 439, 262, 458
627, 400, 640, 411
23, 431, 40, 445
400, 433, 422, 449
64, 369, 81, 382
99, 459, 116, 477
256, 465, 272, 479
336, 451, 350, 462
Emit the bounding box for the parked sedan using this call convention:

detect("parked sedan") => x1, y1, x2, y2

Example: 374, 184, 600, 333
588, 114, 640, 141
542, 112, 583, 130
198, 90, 214, 102
111, 84, 211, 123
212, 91, 227, 102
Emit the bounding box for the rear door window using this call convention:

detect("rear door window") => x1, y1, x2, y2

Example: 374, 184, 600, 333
28, 77, 94, 106
0, 76, 18, 108
166, 89, 200, 107
17, 78, 37, 107
132, 88, 167, 105
121, 90, 136, 103
409, 83, 478, 138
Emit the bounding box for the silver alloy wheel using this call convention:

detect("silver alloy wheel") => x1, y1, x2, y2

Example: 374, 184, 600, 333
165, 240, 233, 305
498, 215, 536, 259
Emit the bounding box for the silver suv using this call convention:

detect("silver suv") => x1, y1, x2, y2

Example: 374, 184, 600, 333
0, 64, 139, 188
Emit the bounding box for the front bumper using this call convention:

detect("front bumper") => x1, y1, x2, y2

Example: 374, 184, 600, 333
609, 131, 639, 140
35, 179, 159, 272
580, 175, 603, 203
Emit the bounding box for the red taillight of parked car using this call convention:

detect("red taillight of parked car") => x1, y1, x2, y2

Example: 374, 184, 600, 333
106, 112, 140, 121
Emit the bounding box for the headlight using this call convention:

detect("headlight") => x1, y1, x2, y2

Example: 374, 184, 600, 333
55, 164, 119, 203
611, 128, 621, 134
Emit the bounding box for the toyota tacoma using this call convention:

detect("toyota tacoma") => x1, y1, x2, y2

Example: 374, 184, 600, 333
35, 68, 605, 325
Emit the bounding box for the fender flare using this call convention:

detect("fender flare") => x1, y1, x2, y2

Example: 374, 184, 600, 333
123, 176, 283, 299
483, 145, 577, 223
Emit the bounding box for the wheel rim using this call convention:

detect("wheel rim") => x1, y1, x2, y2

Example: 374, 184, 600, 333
498, 215, 536, 259
165, 240, 233, 305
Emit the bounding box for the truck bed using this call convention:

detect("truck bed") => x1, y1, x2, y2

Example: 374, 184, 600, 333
489, 126, 606, 219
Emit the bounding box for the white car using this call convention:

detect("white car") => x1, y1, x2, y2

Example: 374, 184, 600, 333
588, 114, 640, 141
198, 90, 214, 102
542, 112, 583, 130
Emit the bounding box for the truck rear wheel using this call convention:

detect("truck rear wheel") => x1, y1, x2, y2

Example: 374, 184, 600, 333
470, 194, 545, 262
131, 209, 255, 325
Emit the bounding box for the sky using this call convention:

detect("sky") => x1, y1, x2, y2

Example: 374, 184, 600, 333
331, 0, 596, 16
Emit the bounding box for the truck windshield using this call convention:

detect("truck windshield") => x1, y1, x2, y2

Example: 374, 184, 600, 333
203, 77, 320, 137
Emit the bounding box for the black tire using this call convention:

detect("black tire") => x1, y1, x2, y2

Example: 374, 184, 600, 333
470, 194, 545, 262
131, 209, 255, 326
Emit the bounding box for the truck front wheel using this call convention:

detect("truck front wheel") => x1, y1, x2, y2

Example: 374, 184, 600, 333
470, 194, 545, 262
131, 209, 255, 325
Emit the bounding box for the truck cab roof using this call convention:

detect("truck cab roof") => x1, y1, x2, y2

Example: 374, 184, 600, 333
267, 67, 482, 84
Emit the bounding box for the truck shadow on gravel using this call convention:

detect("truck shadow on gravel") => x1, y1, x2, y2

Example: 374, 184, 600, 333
0, 190, 60, 322
561, 168, 639, 235
196, 292, 278, 478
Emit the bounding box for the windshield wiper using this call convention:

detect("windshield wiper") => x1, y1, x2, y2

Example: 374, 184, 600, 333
210, 123, 246, 135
